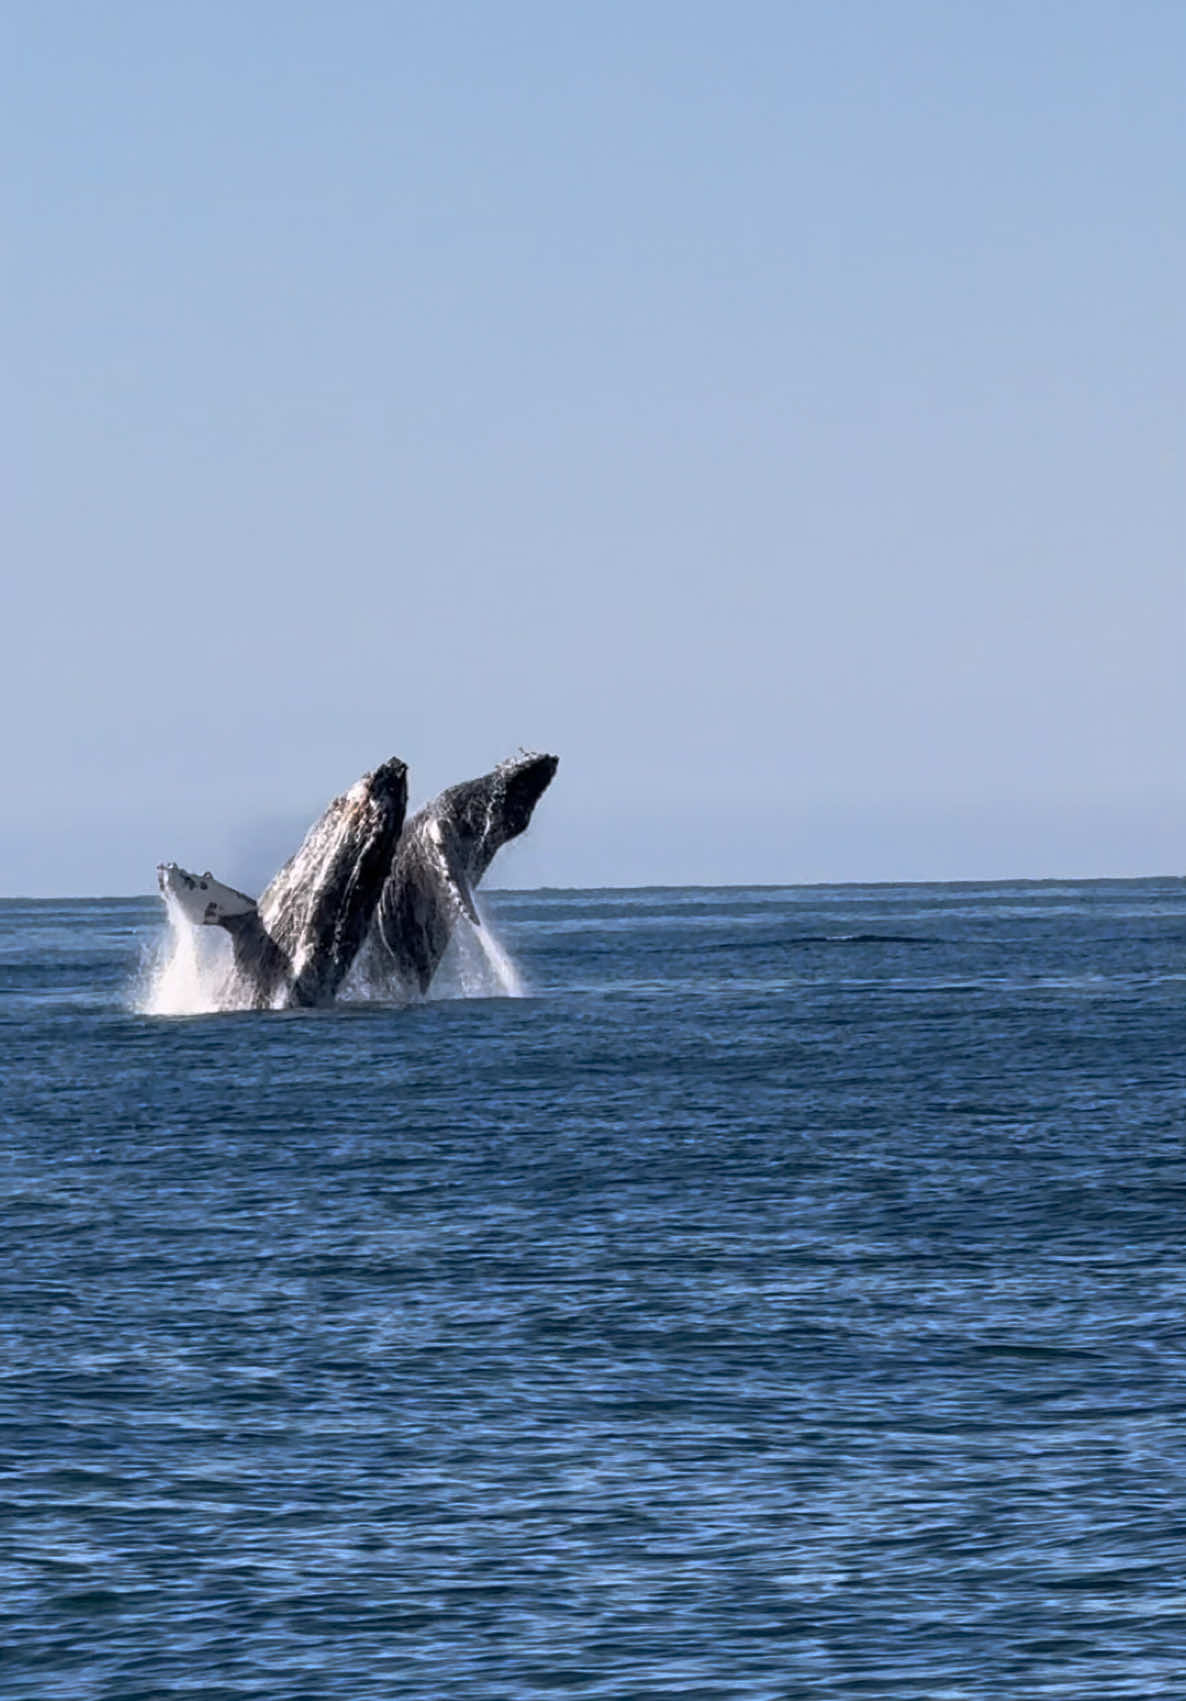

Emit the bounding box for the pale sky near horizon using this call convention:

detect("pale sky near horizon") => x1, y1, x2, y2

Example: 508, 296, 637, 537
4, 2, 1182, 894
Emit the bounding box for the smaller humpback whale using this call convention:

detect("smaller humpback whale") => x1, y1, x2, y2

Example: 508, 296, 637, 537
158, 757, 408, 1008
367, 750, 558, 998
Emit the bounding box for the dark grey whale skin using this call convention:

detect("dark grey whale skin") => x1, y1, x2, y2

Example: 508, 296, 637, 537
222, 757, 408, 1009
368, 752, 558, 998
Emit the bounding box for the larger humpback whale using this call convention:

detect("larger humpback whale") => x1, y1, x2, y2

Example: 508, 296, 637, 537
158, 756, 408, 1008
365, 750, 558, 999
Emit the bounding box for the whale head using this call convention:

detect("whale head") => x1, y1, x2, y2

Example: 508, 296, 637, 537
493, 751, 559, 842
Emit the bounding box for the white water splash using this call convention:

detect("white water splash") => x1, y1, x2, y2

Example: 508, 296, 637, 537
139, 893, 526, 1013
138, 895, 232, 1016
429, 900, 526, 1001
469, 904, 526, 997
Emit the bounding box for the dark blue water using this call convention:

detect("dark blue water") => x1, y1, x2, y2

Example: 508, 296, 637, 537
3, 882, 1185, 1698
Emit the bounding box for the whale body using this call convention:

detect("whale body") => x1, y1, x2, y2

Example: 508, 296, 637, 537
158, 756, 408, 1009
366, 751, 559, 999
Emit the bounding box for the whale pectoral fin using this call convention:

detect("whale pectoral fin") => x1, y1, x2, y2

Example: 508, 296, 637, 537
452, 872, 481, 927
157, 862, 259, 928
436, 831, 481, 927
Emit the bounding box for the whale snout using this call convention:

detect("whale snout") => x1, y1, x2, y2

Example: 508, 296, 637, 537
366, 756, 409, 795
511, 751, 558, 789
498, 751, 558, 837
358, 757, 410, 819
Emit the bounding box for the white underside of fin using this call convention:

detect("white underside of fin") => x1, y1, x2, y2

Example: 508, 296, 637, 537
156, 862, 258, 927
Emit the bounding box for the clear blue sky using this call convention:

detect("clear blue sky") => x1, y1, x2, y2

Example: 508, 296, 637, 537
4, 2, 1182, 892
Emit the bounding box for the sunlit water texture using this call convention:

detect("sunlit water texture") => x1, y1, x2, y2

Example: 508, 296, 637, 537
3, 880, 1185, 1698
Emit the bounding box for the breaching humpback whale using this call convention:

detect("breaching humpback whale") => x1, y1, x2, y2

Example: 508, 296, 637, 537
156, 749, 556, 1008
366, 750, 559, 998
158, 757, 408, 1008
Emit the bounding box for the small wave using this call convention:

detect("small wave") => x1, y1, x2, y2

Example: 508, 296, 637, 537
812, 932, 935, 945
694, 932, 937, 952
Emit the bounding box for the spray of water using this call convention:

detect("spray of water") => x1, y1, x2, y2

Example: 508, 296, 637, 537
432, 898, 526, 1000
138, 895, 233, 1016
472, 911, 526, 997
139, 893, 526, 1013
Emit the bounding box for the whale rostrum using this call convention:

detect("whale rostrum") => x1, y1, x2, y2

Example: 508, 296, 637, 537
156, 751, 556, 1008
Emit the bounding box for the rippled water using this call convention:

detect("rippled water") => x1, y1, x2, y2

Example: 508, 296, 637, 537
3, 881, 1185, 1697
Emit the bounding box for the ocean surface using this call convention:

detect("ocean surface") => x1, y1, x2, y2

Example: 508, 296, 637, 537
3, 879, 1185, 1699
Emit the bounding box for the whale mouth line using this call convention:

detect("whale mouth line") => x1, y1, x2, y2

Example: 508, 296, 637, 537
147, 751, 557, 1014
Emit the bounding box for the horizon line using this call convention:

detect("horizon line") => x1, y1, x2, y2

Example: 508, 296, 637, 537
2, 871, 1182, 903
